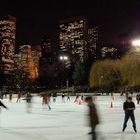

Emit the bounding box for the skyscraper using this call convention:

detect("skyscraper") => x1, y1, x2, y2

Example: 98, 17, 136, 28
88, 26, 99, 59
18, 45, 37, 80
0, 15, 16, 74
0, 15, 16, 86
59, 17, 88, 62
59, 16, 99, 62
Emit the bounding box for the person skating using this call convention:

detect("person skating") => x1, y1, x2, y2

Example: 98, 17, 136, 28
122, 96, 137, 132
74, 95, 79, 103
85, 96, 99, 140
62, 93, 65, 103
81, 95, 84, 101
43, 94, 51, 110
136, 93, 140, 104
0, 100, 8, 109
26, 92, 32, 113
67, 94, 71, 101
52, 93, 57, 103
16, 91, 21, 103
9, 91, 13, 102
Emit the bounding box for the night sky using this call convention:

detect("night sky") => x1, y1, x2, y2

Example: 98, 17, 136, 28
1, 0, 140, 47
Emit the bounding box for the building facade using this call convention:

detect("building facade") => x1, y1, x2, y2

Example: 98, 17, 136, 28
59, 17, 88, 62
88, 26, 99, 59
17, 45, 39, 80
0, 15, 16, 86
0, 15, 16, 74
59, 16, 99, 62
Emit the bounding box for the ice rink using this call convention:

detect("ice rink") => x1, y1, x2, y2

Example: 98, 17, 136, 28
0, 95, 140, 140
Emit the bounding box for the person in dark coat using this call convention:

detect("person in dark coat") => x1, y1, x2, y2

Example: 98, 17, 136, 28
122, 96, 137, 132
62, 93, 65, 102
52, 93, 57, 103
85, 96, 99, 140
26, 92, 32, 113
26, 92, 32, 103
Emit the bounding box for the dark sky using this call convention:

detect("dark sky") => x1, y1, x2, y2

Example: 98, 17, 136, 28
1, 0, 140, 46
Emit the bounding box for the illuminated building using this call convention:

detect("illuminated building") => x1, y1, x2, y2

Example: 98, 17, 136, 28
18, 45, 39, 80
101, 45, 118, 59
59, 17, 87, 62
88, 26, 99, 59
31, 45, 42, 78
0, 15, 16, 74
59, 16, 99, 62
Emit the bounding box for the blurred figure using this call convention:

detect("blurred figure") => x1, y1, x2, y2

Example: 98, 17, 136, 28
122, 96, 137, 132
52, 93, 57, 103
26, 92, 32, 113
48, 93, 52, 102
74, 95, 79, 103
136, 93, 140, 104
0, 100, 8, 109
81, 95, 84, 101
0, 89, 2, 99
125, 91, 129, 99
42, 93, 51, 110
62, 93, 65, 103
85, 96, 99, 140
16, 91, 21, 103
67, 94, 71, 101
9, 91, 13, 102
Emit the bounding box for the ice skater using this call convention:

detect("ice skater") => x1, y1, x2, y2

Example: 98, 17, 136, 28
42, 94, 51, 110
62, 93, 65, 103
9, 91, 13, 102
67, 94, 71, 101
0, 100, 8, 109
136, 93, 140, 104
74, 95, 79, 103
122, 96, 137, 132
85, 96, 99, 140
26, 92, 32, 113
16, 91, 21, 103
52, 93, 57, 103
0, 100, 8, 126
81, 95, 84, 101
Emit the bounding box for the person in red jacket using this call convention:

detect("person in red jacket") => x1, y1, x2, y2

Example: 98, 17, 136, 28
42, 93, 51, 110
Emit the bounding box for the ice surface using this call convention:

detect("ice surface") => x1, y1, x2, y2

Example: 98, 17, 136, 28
0, 95, 140, 140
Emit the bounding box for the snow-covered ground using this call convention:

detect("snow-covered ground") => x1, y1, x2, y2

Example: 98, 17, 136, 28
0, 95, 140, 140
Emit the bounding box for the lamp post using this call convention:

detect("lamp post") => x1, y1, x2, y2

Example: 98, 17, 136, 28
132, 39, 140, 47
132, 39, 140, 51
59, 55, 68, 88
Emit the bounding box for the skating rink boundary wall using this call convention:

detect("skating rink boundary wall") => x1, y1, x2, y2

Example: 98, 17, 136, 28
1, 92, 138, 99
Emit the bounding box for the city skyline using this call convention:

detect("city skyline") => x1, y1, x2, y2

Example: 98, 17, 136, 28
1, 0, 140, 46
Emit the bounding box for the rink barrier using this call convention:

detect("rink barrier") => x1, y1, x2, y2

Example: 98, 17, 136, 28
1, 92, 138, 99
0, 93, 39, 99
